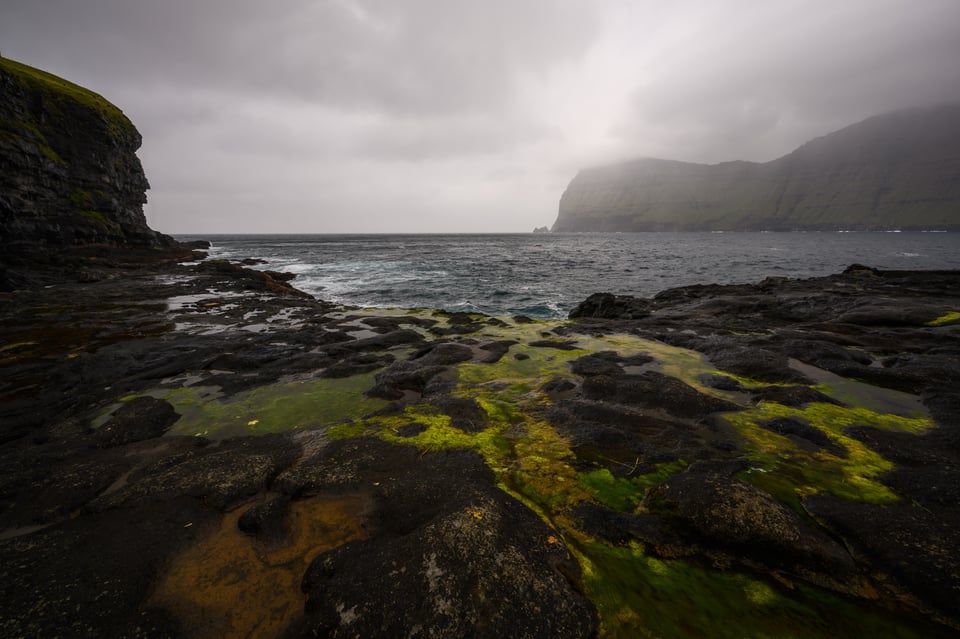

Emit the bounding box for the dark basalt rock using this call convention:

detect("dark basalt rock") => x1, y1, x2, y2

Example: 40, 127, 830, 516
549, 399, 743, 470
320, 352, 394, 378
581, 371, 741, 418
645, 471, 856, 582
90, 434, 300, 512
435, 396, 488, 433
409, 342, 475, 366
759, 416, 847, 456
0, 497, 216, 638
529, 338, 580, 350
806, 494, 960, 621
237, 494, 291, 544
572, 502, 669, 546
293, 441, 597, 639
2, 234, 960, 637
750, 384, 844, 407
0, 58, 185, 280
196, 260, 313, 299
571, 350, 654, 376
92, 396, 179, 448
569, 292, 651, 319
478, 339, 517, 363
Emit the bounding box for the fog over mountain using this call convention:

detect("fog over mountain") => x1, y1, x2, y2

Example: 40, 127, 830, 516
2, 0, 959, 233
553, 105, 960, 231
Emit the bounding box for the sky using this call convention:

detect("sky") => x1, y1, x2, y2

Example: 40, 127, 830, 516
3, 1, 960, 234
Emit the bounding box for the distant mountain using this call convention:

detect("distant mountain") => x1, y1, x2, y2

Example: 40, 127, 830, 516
552, 105, 960, 232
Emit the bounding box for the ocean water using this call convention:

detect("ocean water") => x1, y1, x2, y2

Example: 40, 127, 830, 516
177, 232, 960, 319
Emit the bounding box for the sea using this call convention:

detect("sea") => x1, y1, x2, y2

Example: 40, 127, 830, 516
176, 232, 960, 319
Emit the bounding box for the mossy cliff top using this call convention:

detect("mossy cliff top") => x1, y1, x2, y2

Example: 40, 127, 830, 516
0, 56, 138, 141
0, 57, 173, 268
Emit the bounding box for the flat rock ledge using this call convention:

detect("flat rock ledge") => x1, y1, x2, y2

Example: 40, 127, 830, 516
1, 258, 958, 638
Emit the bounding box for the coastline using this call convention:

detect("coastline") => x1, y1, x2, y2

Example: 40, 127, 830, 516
2, 252, 959, 637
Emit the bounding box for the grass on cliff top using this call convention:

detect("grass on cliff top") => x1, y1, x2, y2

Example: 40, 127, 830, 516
0, 57, 136, 138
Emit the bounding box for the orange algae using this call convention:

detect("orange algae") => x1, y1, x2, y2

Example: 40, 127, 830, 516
149, 495, 368, 638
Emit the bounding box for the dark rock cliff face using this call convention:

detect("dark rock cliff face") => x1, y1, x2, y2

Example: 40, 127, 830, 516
553, 104, 960, 232
0, 57, 175, 266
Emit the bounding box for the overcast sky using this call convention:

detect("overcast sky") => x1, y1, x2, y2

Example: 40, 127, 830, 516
3, 0, 960, 234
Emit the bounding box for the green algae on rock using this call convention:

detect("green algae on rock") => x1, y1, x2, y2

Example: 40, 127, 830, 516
159, 373, 389, 439
926, 310, 960, 326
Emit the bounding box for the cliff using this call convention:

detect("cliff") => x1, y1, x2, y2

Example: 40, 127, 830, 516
0, 57, 175, 267
553, 105, 960, 232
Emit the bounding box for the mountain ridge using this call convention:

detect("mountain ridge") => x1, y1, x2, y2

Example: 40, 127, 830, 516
552, 104, 960, 232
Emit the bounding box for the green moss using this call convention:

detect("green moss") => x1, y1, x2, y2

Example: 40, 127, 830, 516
0, 57, 136, 139
79, 210, 122, 234
152, 372, 388, 438
327, 420, 369, 440
70, 190, 95, 209
577, 539, 937, 639
374, 404, 511, 462
0, 116, 64, 163
724, 401, 933, 504
926, 311, 960, 326
579, 460, 688, 512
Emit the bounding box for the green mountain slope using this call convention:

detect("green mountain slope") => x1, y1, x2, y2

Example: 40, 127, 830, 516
553, 105, 960, 231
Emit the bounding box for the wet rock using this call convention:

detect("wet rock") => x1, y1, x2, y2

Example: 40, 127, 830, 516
196, 260, 312, 298
410, 342, 475, 366
367, 361, 451, 400
320, 352, 394, 378
570, 352, 625, 377
275, 437, 421, 495
758, 417, 847, 455
549, 399, 742, 469
338, 328, 426, 352
435, 396, 488, 433
478, 339, 516, 363
92, 396, 179, 448
581, 371, 740, 418
750, 384, 844, 407
806, 494, 960, 625
646, 471, 856, 581
0, 447, 133, 527
90, 434, 300, 512
705, 344, 809, 384
293, 443, 597, 639
428, 315, 486, 335
783, 339, 874, 367
700, 374, 745, 392
365, 343, 473, 399
238, 494, 291, 543
569, 292, 651, 319
541, 376, 578, 397
529, 339, 580, 350
571, 350, 653, 376
0, 497, 215, 638
395, 423, 428, 438
573, 502, 670, 546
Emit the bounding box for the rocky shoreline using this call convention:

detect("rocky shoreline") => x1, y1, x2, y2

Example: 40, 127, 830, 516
1, 251, 958, 638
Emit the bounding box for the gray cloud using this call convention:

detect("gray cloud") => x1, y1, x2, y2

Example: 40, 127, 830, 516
1, 0, 959, 232
611, 0, 960, 163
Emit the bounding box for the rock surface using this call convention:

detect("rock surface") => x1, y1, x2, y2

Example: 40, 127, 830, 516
0, 262, 958, 638
553, 104, 960, 231
0, 57, 191, 289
